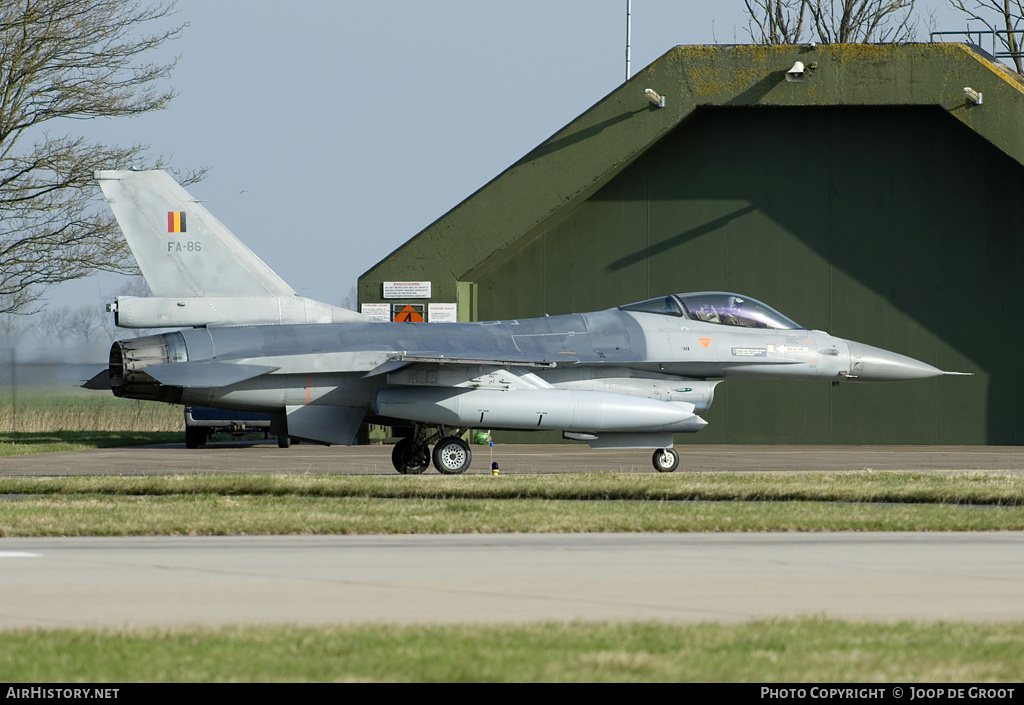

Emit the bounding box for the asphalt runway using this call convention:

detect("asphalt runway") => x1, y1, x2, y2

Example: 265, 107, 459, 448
2, 533, 1023, 628
3, 442, 1024, 476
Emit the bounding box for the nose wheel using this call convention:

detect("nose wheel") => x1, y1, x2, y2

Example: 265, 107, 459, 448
652, 448, 679, 472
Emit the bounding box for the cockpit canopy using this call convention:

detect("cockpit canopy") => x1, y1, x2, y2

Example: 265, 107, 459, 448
619, 292, 803, 330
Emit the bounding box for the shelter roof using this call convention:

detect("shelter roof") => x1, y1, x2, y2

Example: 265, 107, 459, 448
362, 43, 1024, 283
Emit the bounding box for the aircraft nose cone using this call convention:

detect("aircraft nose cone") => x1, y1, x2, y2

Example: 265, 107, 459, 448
847, 341, 943, 381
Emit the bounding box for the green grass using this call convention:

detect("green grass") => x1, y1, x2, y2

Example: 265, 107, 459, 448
4, 471, 1023, 503
0, 430, 182, 455
0, 391, 181, 435
2, 472, 1024, 535
1, 440, 1022, 682
3, 415, 1021, 683
0, 391, 184, 454
2, 619, 1021, 682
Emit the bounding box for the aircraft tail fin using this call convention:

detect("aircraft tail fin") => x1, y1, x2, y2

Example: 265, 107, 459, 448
95, 169, 295, 298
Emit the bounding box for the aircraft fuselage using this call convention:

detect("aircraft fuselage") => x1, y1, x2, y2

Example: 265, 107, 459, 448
110, 304, 937, 420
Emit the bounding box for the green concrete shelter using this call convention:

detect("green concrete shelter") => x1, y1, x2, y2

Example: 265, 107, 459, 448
360, 43, 1024, 445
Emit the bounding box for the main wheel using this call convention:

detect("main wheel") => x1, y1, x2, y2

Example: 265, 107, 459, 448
392, 437, 430, 474
432, 436, 472, 474
277, 435, 291, 448
652, 448, 679, 472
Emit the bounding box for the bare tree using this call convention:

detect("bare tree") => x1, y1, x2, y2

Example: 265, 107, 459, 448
340, 285, 358, 311
811, 0, 917, 42
746, 0, 811, 43
949, 1, 1024, 73
0, 312, 22, 345
0, 0, 187, 315
33, 306, 72, 342
746, 0, 918, 44
65, 304, 103, 343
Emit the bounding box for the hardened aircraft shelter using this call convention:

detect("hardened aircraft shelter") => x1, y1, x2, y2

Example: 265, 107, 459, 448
360, 43, 1024, 445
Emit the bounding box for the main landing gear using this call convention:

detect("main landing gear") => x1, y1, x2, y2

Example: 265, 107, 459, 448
391, 425, 472, 475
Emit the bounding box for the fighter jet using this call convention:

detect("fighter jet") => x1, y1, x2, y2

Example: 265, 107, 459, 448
92, 169, 963, 474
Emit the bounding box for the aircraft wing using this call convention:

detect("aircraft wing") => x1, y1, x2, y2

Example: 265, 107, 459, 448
364, 353, 559, 377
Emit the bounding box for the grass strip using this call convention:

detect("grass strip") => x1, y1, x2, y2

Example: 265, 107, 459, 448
3, 471, 1023, 504
0, 431, 181, 456
2, 619, 1022, 682
2, 472, 1024, 535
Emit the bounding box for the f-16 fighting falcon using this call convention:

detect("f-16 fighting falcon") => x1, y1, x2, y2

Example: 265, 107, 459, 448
90, 169, 964, 474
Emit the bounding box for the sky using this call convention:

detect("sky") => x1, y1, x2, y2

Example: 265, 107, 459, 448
52, 0, 969, 313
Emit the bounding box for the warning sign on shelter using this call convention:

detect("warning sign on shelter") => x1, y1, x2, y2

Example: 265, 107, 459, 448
360, 303, 390, 321
393, 303, 425, 322
428, 303, 457, 322
383, 281, 431, 299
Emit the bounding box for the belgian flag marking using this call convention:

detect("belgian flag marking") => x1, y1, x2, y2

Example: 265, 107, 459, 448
167, 211, 186, 233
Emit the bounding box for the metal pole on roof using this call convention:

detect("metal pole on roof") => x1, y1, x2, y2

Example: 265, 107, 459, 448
625, 0, 632, 81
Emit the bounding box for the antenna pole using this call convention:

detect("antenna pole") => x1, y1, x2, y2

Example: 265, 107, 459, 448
625, 0, 632, 82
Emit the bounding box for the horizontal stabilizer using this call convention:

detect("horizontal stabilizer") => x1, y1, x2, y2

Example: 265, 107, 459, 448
81, 369, 110, 390
144, 362, 279, 388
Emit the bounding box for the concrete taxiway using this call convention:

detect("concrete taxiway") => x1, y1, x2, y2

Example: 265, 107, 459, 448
2, 533, 1023, 628
3, 443, 1024, 476
2, 444, 1022, 628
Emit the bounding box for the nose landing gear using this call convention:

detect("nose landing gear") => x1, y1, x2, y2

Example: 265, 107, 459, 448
652, 447, 679, 472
